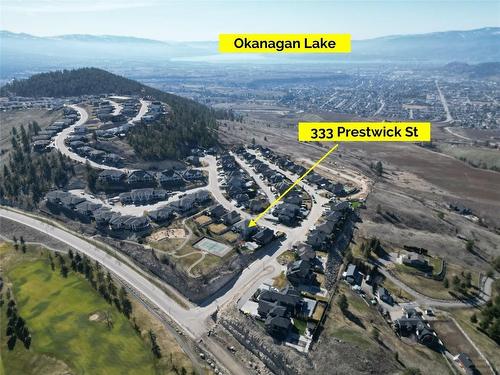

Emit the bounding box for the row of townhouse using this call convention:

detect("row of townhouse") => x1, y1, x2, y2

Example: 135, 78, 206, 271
218, 152, 261, 208
236, 147, 307, 226
32, 108, 80, 152
306, 201, 351, 249
45, 189, 213, 234
254, 145, 349, 196
97, 168, 206, 190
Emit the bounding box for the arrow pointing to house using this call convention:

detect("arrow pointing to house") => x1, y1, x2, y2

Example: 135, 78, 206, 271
248, 143, 339, 227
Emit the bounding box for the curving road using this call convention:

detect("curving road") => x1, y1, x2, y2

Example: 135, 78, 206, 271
372, 257, 493, 308
54, 99, 150, 172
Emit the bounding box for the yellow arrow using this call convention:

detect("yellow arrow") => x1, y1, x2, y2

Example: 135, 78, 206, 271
248, 143, 339, 227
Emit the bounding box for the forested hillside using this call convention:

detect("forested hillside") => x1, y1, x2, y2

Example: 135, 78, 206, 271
0, 123, 74, 208
1, 68, 217, 159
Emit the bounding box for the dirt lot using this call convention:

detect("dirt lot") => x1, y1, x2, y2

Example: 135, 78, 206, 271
149, 228, 187, 241
430, 319, 491, 375
208, 223, 228, 235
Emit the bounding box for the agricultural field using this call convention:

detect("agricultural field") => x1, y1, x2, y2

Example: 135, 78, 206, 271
438, 144, 500, 172
0, 242, 192, 375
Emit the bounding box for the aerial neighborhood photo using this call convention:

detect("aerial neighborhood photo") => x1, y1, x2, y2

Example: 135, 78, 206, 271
0, 1, 499, 374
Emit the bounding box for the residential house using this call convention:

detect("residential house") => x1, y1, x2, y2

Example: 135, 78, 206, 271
119, 188, 168, 205
232, 219, 258, 241
158, 169, 184, 188
32, 140, 51, 152
394, 308, 439, 348
193, 190, 212, 204
109, 215, 150, 232
74, 201, 101, 219
249, 198, 267, 214
253, 228, 274, 245
98, 170, 126, 185
344, 264, 361, 285
454, 353, 478, 375
222, 210, 242, 226
148, 206, 176, 223
127, 170, 155, 187
286, 260, 312, 286
186, 156, 201, 166
296, 243, 316, 262
274, 203, 301, 226
306, 230, 327, 249
208, 204, 227, 221
377, 287, 394, 305
399, 254, 428, 269
316, 220, 335, 236
182, 169, 204, 181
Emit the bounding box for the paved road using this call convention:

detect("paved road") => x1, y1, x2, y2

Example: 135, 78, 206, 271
436, 80, 453, 123
108, 99, 123, 116
54, 105, 123, 171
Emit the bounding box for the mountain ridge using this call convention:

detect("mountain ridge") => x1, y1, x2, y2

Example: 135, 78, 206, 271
1, 27, 499, 79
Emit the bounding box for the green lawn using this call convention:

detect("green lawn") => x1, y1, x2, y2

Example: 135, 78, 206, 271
1, 257, 158, 375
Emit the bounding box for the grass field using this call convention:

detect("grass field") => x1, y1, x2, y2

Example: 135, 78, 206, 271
0, 242, 191, 375
391, 262, 480, 300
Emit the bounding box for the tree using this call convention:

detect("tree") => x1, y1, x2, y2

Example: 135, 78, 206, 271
371, 328, 380, 341
443, 278, 449, 289
470, 313, 477, 324
465, 239, 475, 253
7, 335, 17, 351
60, 264, 69, 278
465, 272, 472, 288
337, 294, 348, 313
85, 161, 98, 192
452, 275, 460, 288
23, 335, 32, 349
374, 161, 383, 176
119, 286, 133, 318
48, 254, 55, 271
362, 242, 371, 259
149, 329, 161, 358
493, 256, 500, 273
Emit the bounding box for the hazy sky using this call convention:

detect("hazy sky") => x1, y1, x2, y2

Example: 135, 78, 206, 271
1, 0, 499, 41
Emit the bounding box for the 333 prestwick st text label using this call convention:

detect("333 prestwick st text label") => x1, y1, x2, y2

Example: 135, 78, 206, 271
298, 122, 431, 142
219, 34, 351, 53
